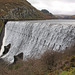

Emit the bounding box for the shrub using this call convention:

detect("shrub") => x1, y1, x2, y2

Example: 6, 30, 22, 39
70, 56, 75, 62
41, 50, 62, 71
0, 46, 75, 75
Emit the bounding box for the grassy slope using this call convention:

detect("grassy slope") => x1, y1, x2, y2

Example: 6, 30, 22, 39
60, 67, 75, 75
0, 46, 75, 75
0, 0, 50, 19
0, 20, 3, 33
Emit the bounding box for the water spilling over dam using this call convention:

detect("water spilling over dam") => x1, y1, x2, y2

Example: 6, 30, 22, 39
0, 20, 75, 63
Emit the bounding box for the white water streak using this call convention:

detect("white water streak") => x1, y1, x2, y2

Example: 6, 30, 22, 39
1, 20, 75, 63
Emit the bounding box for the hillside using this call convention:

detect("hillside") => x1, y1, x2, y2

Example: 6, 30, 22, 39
41, 9, 56, 19
0, 0, 52, 20
0, 47, 75, 75
71, 15, 75, 19
55, 15, 75, 19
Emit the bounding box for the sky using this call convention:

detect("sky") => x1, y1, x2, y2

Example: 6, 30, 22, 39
27, 0, 75, 15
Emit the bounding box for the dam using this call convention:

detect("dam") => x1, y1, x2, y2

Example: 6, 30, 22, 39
0, 20, 75, 63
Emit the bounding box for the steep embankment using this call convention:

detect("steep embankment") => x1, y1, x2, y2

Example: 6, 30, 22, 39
0, 20, 4, 32
0, 26, 5, 50
0, 20, 5, 50
0, 0, 53, 19
1, 20, 75, 63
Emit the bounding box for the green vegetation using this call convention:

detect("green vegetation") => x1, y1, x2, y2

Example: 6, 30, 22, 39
59, 67, 75, 75
0, 0, 52, 20
41, 9, 50, 13
41, 9, 56, 19
0, 20, 3, 33
0, 46, 75, 75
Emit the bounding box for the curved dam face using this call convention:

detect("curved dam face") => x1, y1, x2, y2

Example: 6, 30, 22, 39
0, 20, 75, 63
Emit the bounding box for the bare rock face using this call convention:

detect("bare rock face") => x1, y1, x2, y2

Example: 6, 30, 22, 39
1, 20, 75, 63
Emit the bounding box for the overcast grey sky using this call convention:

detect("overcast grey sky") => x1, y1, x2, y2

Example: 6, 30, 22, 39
27, 0, 75, 15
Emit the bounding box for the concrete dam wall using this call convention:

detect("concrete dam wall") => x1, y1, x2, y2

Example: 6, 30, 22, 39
0, 20, 75, 63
